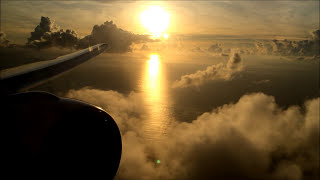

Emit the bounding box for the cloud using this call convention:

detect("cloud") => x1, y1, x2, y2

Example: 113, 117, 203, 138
0, 32, 10, 47
293, 56, 320, 61
66, 88, 319, 180
26, 16, 79, 49
78, 21, 156, 53
254, 41, 273, 54
67, 89, 145, 134
253, 79, 271, 84
311, 29, 320, 41
172, 53, 243, 88
140, 44, 150, 51
201, 29, 319, 57
253, 29, 320, 57
26, 17, 156, 52
274, 38, 318, 56
208, 43, 223, 53
191, 46, 203, 52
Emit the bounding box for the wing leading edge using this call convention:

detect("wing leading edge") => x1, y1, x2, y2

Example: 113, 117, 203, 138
0, 43, 108, 95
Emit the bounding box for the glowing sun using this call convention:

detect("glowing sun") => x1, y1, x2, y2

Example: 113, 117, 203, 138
140, 6, 170, 37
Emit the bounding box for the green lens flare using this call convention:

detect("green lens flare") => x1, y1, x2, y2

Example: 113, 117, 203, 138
156, 160, 161, 164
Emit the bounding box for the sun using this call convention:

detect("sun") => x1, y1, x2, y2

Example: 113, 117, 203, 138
140, 6, 170, 37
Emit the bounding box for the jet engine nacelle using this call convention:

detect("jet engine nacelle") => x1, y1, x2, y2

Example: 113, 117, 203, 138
1, 91, 122, 179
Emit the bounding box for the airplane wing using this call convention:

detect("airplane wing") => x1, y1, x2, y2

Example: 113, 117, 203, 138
0, 43, 108, 95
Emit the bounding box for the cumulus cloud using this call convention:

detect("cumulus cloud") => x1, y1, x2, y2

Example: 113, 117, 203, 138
172, 53, 243, 88
253, 29, 320, 57
66, 88, 319, 180
67, 89, 145, 134
254, 41, 273, 54
27, 16, 79, 49
311, 29, 320, 41
208, 43, 223, 53
78, 21, 156, 53
0, 32, 10, 47
26, 17, 155, 52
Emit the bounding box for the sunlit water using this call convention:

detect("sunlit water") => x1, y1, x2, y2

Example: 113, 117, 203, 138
140, 54, 173, 141
31, 53, 319, 142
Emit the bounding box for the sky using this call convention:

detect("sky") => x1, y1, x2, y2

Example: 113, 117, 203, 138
1, 0, 319, 44
0, 1, 319, 179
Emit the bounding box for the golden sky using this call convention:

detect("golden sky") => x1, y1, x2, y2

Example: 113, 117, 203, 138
1, 1, 319, 43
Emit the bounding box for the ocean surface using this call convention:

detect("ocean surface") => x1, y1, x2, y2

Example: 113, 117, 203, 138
31, 52, 319, 140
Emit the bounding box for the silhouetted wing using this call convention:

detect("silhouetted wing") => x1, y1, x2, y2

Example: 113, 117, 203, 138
0, 43, 108, 95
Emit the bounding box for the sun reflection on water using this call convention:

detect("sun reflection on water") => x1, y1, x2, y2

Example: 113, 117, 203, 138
142, 54, 171, 141
148, 55, 160, 78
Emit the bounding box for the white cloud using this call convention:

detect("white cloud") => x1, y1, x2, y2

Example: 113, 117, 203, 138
172, 53, 243, 88
66, 88, 319, 180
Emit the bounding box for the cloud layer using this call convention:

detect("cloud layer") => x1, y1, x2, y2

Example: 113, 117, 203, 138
66, 88, 319, 180
245, 30, 319, 57
172, 52, 243, 88
8, 15, 320, 56
25, 16, 155, 52
179, 29, 319, 58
